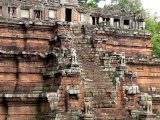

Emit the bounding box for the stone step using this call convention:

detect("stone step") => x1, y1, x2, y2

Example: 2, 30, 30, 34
84, 85, 115, 90
85, 88, 114, 93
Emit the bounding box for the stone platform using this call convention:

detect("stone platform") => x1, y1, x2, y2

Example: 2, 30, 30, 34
139, 113, 157, 120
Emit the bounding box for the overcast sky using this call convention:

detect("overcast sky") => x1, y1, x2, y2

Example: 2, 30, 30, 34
98, 0, 160, 15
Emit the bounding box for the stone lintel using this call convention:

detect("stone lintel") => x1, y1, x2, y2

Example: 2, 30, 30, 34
0, 93, 48, 105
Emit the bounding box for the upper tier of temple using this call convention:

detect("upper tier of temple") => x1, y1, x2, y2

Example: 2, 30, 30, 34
0, 0, 146, 31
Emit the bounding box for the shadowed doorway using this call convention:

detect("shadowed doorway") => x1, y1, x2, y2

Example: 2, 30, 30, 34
65, 8, 72, 22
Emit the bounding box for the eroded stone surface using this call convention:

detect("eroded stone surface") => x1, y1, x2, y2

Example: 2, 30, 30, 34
0, 0, 158, 120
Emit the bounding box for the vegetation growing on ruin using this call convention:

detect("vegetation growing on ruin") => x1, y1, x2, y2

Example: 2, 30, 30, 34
78, 0, 160, 57
105, 0, 143, 12
104, 0, 160, 57
145, 15, 160, 57
78, 0, 99, 7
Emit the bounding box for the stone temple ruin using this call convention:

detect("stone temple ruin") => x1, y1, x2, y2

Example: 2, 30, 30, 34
0, 0, 159, 120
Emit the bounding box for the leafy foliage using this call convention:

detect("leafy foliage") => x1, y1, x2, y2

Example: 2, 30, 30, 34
78, 0, 99, 8
105, 0, 143, 12
145, 16, 160, 57
104, 0, 160, 57
78, 0, 160, 57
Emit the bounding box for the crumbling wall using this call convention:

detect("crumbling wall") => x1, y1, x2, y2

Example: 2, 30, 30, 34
0, 21, 57, 120
0, 23, 53, 53
90, 26, 152, 57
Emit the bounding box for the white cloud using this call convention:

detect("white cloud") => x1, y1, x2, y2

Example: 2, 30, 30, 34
141, 0, 160, 15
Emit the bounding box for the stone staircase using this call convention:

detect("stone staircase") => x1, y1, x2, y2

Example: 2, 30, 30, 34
73, 33, 119, 119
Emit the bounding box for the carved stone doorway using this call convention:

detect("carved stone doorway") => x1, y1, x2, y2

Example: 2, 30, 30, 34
65, 8, 72, 22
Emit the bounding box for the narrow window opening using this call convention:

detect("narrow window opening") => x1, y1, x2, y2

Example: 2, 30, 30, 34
124, 20, 129, 25
34, 10, 42, 20
106, 18, 110, 26
65, 8, 72, 22
124, 20, 129, 29
114, 18, 120, 28
106, 18, 110, 21
92, 17, 95, 25
114, 19, 120, 22
8, 7, 16, 17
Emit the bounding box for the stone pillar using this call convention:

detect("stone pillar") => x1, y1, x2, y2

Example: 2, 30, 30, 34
58, 6, 65, 21
90, 16, 92, 24
83, 13, 87, 23
16, 6, 21, 19
120, 17, 123, 28
117, 22, 119, 28
99, 17, 103, 23
72, 8, 78, 22
129, 20, 132, 29
132, 20, 135, 29
86, 13, 90, 24
2, 5, 8, 18
95, 17, 97, 25
110, 18, 114, 28
56, 7, 61, 20
78, 13, 81, 22
44, 6, 49, 20
143, 22, 146, 30
61, 7, 65, 21
136, 21, 139, 30
30, 9, 34, 19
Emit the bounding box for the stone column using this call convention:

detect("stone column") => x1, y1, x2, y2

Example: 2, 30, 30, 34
99, 17, 103, 23
136, 21, 139, 30
86, 13, 90, 24
120, 17, 123, 28
30, 9, 34, 19
129, 20, 132, 29
78, 13, 81, 22
61, 7, 65, 21
44, 6, 49, 20
95, 17, 97, 25
72, 8, 78, 22
2, 5, 8, 18
90, 16, 92, 25
117, 21, 119, 28
132, 20, 135, 29
110, 18, 114, 28
57, 6, 65, 21
142, 22, 146, 30
16, 6, 21, 18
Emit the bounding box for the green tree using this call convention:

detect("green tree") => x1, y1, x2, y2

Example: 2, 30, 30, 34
145, 15, 160, 57
105, 0, 143, 12
87, 0, 98, 7
78, 0, 99, 8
